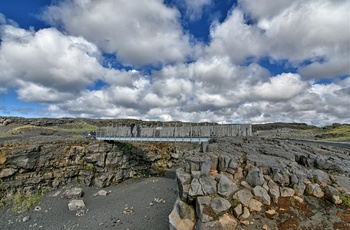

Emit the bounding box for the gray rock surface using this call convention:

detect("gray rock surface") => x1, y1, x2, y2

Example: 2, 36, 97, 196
216, 173, 235, 198
68, 199, 86, 211
246, 167, 265, 187
252, 186, 271, 205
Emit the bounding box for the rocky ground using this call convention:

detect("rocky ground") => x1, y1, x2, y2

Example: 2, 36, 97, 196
0, 175, 177, 230
0, 117, 350, 230
169, 137, 350, 230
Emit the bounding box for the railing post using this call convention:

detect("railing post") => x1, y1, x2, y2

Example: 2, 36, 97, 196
190, 124, 192, 142
175, 124, 177, 143
182, 124, 184, 142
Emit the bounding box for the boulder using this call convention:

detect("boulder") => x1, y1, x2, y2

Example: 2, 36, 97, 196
218, 214, 238, 229
311, 169, 331, 186
249, 198, 263, 212
218, 155, 231, 172
189, 178, 204, 198
200, 161, 211, 176
68, 199, 86, 211
176, 168, 191, 201
293, 181, 306, 196
241, 181, 253, 190
216, 174, 236, 198
169, 198, 196, 230
94, 173, 113, 188
97, 190, 108, 196
246, 167, 264, 187
267, 180, 280, 203
196, 196, 214, 223
239, 206, 250, 220
271, 168, 289, 187
199, 176, 217, 195
252, 186, 271, 205
233, 204, 243, 218
324, 185, 342, 204
306, 183, 324, 198
210, 197, 231, 216
280, 187, 295, 197
234, 189, 253, 207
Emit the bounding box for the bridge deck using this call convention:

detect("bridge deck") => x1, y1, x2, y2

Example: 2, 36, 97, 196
96, 137, 211, 142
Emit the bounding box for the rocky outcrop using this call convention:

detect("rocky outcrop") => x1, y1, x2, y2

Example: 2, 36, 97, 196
170, 137, 350, 229
0, 140, 199, 204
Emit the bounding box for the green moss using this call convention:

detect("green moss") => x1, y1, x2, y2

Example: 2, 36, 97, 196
340, 194, 350, 208
231, 198, 240, 208
11, 189, 46, 212
311, 174, 317, 183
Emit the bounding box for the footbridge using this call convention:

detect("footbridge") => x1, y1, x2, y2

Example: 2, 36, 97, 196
96, 123, 252, 143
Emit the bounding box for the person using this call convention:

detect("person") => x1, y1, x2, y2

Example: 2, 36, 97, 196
137, 124, 142, 137
130, 123, 135, 137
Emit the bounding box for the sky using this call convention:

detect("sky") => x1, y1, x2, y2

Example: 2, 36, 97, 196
0, 0, 349, 126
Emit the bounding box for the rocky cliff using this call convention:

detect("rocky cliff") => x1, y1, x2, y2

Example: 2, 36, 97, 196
0, 139, 199, 205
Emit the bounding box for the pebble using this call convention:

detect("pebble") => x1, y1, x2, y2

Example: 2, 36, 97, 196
265, 209, 276, 215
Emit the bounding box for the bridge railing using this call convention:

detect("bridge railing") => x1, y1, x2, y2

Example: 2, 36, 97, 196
96, 124, 252, 142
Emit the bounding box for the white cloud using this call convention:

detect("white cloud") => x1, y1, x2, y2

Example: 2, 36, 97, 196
43, 0, 195, 66
16, 81, 74, 103
207, 0, 350, 79
0, 2, 348, 126
252, 73, 307, 101
0, 25, 104, 102
207, 9, 265, 63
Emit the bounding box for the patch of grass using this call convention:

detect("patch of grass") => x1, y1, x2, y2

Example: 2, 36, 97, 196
11, 190, 46, 212
231, 198, 240, 208
60, 123, 97, 133
340, 194, 350, 208
310, 174, 317, 183
315, 125, 350, 141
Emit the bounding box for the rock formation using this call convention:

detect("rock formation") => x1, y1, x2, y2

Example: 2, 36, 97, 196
170, 137, 350, 229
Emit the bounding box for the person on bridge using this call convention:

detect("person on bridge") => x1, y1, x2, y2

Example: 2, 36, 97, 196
130, 123, 135, 137
137, 124, 142, 137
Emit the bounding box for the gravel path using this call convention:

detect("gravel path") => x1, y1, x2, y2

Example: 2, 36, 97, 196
0, 175, 177, 230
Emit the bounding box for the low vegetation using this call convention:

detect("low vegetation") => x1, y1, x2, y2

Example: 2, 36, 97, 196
340, 194, 350, 208
315, 124, 350, 141
0, 123, 97, 139
11, 189, 46, 212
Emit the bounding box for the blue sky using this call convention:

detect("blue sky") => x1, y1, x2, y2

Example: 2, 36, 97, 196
0, 0, 349, 125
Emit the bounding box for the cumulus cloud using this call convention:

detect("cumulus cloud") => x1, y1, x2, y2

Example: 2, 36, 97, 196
43, 0, 194, 66
208, 0, 350, 79
0, 25, 103, 102
0, 1, 348, 126
252, 73, 307, 101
